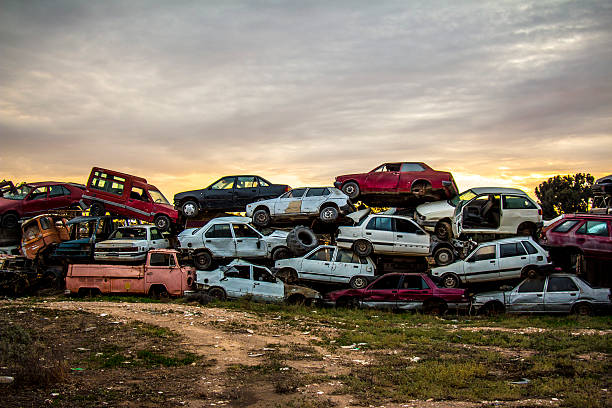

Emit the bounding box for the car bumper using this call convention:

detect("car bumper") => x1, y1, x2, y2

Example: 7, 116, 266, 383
447, 302, 470, 311
94, 252, 147, 262
339, 203, 355, 214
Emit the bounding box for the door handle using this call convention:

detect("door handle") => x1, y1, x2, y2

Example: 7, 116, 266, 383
353, 265, 358, 268
254, 282, 260, 286
324, 263, 330, 266
490, 260, 495, 263
365, 232, 372, 235
391, 290, 397, 293
570, 293, 576, 296
537, 294, 542, 297
521, 257, 526, 260
397, 235, 403, 238
206, 240, 211, 243
236, 239, 243, 242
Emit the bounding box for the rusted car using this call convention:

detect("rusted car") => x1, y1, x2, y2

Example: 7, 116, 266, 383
65, 249, 195, 297
82, 167, 178, 231
20, 215, 70, 261
334, 162, 457, 204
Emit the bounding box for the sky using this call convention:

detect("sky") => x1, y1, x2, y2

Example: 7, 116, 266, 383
1, 0, 611, 201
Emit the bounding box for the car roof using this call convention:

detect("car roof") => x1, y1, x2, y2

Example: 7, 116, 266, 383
117, 224, 155, 229
478, 236, 539, 245
208, 216, 252, 224
560, 213, 612, 220
468, 187, 529, 195
66, 215, 113, 225
26, 181, 75, 187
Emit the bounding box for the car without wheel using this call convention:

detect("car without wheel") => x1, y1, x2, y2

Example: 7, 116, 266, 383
274, 245, 376, 289
324, 273, 468, 314
246, 187, 354, 227
336, 210, 457, 266
430, 237, 551, 288
174, 175, 290, 218
471, 273, 612, 315
334, 162, 457, 204
193, 259, 321, 304
94, 225, 170, 262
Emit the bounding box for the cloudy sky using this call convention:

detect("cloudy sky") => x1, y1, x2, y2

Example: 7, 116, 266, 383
1, 0, 610, 200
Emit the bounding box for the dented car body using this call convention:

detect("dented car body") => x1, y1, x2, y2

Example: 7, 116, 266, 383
94, 225, 170, 262
20, 215, 70, 260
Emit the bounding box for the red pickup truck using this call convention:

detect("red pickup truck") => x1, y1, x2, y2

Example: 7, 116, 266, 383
65, 249, 194, 297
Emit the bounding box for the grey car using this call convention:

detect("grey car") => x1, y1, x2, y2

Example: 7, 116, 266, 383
471, 274, 611, 315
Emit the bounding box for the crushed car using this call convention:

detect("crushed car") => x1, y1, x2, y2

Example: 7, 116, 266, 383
246, 187, 354, 227
471, 273, 612, 315
174, 175, 290, 218
192, 259, 321, 304
50, 216, 120, 263
94, 224, 170, 263
20, 215, 70, 261
430, 237, 551, 288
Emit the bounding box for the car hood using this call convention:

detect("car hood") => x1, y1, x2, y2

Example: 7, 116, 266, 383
430, 262, 462, 276
96, 239, 140, 247
346, 208, 370, 223
265, 229, 289, 239
325, 288, 365, 300
0, 197, 20, 211
416, 200, 454, 218
284, 284, 321, 299
178, 228, 199, 238
57, 238, 90, 248
336, 173, 365, 181
472, 290, 507, 302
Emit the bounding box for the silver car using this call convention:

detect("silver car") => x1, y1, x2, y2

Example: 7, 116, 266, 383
471, 274, 612, 315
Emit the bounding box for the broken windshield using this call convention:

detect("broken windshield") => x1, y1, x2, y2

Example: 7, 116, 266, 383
148, 189, 170, 205
3, 184, 33, 200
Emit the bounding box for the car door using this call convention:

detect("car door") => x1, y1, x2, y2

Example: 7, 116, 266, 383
47, 185, 72, 211
125, 185, 154, 219
252, 266, 285, 301
298, 246, 335, 282
273, 188, 306, 215
363, 164, 401, 192
364, 216, 395, 253
544, 276, 580, 313
506, 277, 545, 312
23, 186, 50, 215
234, 176, 260, 208
145, 252, 176, 291
221, 265, 254, 298
361, 274, 402, 309
498, 242, 528, 280
205, 177, 236, 210
462, 244, 499, 283
331, 248, 364, 283
203, 223, 236, 257
574, 220, 611, 259
393, 218, 430, 255
501, 195, 539, 234
149, 227, 169, 249
233, 223, 266, 258
301, 188, 328, 214
395, 275, 432, 310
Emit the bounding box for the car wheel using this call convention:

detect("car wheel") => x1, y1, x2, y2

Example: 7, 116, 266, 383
423, 300, 447, 315
89, 202, 105, 216
517, 224, 536, 237
341, 181, 360, 200
480, 302, 505, 316
434, 221, 452, 241
523, 266, 538, 279
573, 303, 592, 316
154, 215, 172, 232
252, 208, 271, 227
440, 273, 460, 289
208, 287, 227, 301
352, 239, 373, 257
337, 296, 359, 309
286, 294, 306, 305
349, 276, 368, 289
194, 251, 213, 270
1, 213, 19, 229
319, 206, 339, 223
411, 181, 431, 196
433, 247, 455, 266
286, 226, 318, 255
271, 247, 291, 261
149, 285, 169, 299
181, 200, 199, 218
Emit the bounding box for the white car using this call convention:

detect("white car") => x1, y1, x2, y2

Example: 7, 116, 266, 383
430, 237, 551, 288
195, 260, 321, 304
451, 188, 543, 238
177, 216, 290, 270
246, 187, 354, 227
94, 225, 170, 262
336, 210, 456, 266
274, 245, 376, 289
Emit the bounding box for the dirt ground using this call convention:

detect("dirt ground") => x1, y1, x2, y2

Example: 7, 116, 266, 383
0, 298, 605, 407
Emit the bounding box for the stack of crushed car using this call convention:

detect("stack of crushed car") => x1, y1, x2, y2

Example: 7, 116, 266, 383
0, 162, 610, 316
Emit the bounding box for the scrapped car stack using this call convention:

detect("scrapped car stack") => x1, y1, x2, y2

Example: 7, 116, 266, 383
1, 162, 610, 315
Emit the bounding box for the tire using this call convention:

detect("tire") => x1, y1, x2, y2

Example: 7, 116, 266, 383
271, 246, 291, 261
434, 221, 452, 241
208, 287, 227, 301
89, 202, 105, 216
523, 266, 538, 279
573, 303, 592, 316
411, 181, 431, 196
154, 215, 172, 232
433, 247, 455, 266
440, 273, 460, 289
1, 213, 19, 229
423, 300, 447, 315
319, 206, 339, 223
341, 182, 360, 200
286, 294, 306, 305
352, 239, 373, 257
149, 285, 169, 299
181, 200, 199, 218
517, 224, 536, 237
194, 251, 213, 270
286, 226, 318, 255
349, 275, 369, 289
337, 296, 359, 309
252, 208, 271, 227
480, 302, 505, 316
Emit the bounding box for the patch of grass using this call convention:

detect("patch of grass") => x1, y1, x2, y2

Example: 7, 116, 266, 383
136, 350, 198, 367
276, 396, 337, 407
131, 322, 176, 338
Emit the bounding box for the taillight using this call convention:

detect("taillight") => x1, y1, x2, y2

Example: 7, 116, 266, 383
285, 186, 291, 192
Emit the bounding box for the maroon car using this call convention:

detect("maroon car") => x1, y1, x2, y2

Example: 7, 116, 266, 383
0, 182, 85, 229
323, 273, 468, 314
334, 162, 458, 204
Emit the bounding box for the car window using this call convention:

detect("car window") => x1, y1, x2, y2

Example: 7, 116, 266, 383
576, 220, 609, 237
29, 186, 48, 200
401, 275, 427, 289
369, 274, 401, 290
502, 195, 537, 209
258, 178, 271, 187
500, 242, 527, 258
552, 220, 580, 233
23, 222, 40, 240
365, 216, 393, 232
205, 224, 233, 238
233, 224, 261, 238
110, 228, 147, 240
253, 266, 276, 283
521, 241, 539, 254
236, 176, 257, 189
469, 245, 496, 262
394, 218, 419, 233
130, 187, 147, 201
210, 177, 235, 190
90, 172, 126, 196
225, 265, 251, 279
40, 217, 52, 230
546, 277, 578, 292
287, 188, 307, 198
49, 185, 68, 197
335, 248, 360, 264
306, 247, 333, 262
306, 187, 327, 197
399, 163, 425, 172
149, 253, 175, 267
517, 278, 545, 293
150, 228, 163, 240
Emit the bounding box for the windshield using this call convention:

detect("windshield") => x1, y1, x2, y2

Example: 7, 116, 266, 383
109, 228, 147, 240
3, 184, 33, 200
148, 189, 170, 204
449, 189, 477, 207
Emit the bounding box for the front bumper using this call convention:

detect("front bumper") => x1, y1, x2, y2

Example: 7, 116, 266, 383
94, 251, 148, 262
